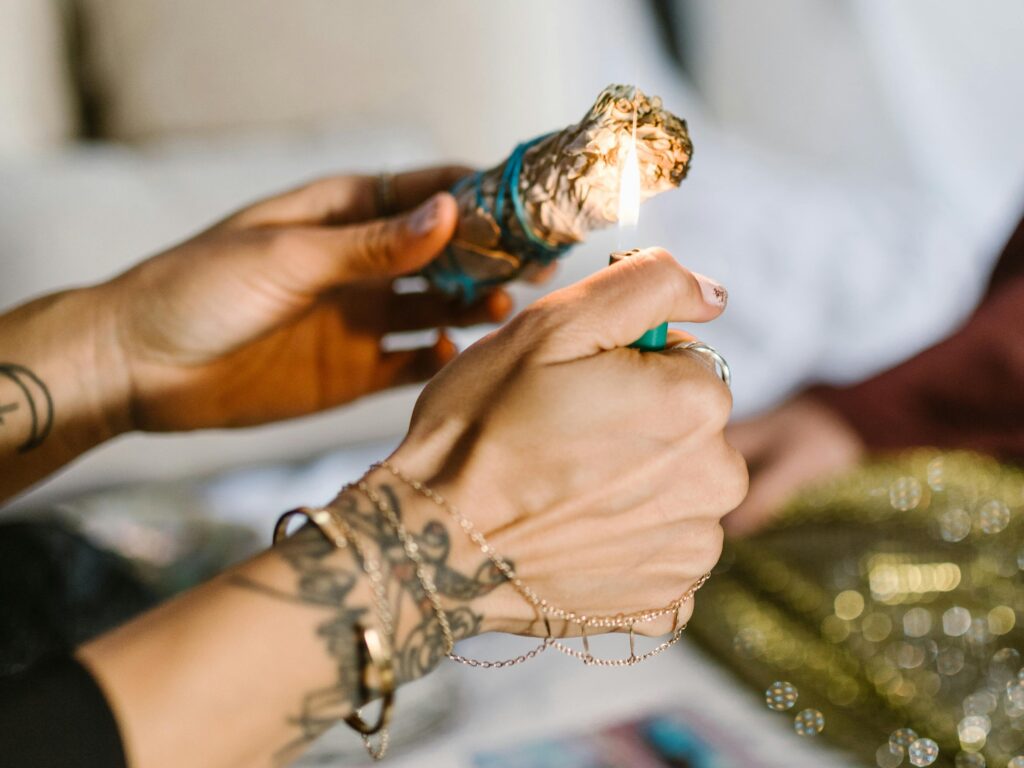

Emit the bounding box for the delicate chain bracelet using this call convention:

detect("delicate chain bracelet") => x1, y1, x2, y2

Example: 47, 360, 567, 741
356, 480, 558, 669
374, 459, 711, 667
356, 480, 456, 658
271, 467, 713, 760
272, 505, 395, 760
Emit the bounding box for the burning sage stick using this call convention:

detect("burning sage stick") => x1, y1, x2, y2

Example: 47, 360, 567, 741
422, 84, 694, 301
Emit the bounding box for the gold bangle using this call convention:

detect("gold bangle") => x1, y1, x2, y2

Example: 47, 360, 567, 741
271, 502, 396, 758
343, 624, 396, 736
273, 505, 351, 548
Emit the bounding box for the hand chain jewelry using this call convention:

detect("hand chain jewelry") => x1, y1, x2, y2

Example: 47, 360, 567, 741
356, 480, 557, 669
374, 460, 711, 667
356, 479, 457, 659
273, 506, 394, 760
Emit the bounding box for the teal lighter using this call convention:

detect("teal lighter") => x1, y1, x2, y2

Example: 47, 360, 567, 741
609, 250, 669, 351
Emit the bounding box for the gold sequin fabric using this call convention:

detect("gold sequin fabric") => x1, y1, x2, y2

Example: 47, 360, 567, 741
689, 451, 1024, 768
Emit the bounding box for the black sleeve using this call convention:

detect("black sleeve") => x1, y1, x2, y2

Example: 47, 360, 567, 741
0, 654, 128, 768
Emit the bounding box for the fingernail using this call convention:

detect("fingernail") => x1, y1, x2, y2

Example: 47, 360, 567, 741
408, 193, 442, 236
693, 272, 728, 308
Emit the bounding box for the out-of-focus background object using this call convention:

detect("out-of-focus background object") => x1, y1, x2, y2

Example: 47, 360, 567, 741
689, 451, 1024, 768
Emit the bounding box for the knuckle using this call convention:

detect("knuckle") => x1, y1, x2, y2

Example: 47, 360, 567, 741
677, 598, 697, 627
696, 523, 726, 572
633, 614, 675, 638
302, 176, 359, 216
296, 177, 332, 206
358, 220, 399, 273
669, 518, 725, 578
661, 261, 697, 302
685, 374, 733, 430
716, 444, 750, 512
638, 246, 675, 268
633, 598, 696, 638
631, 249, 690, 305
621, 247, 675, 281
509, 299, 567, 341
265, 228, 315, 263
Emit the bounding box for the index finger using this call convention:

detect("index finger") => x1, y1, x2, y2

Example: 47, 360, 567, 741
224, 165, 473, 230
534, 247, 727, 360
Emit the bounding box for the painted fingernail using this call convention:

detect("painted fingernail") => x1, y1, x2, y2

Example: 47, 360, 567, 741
693, 272, 728, 308
408, 193, 442, 235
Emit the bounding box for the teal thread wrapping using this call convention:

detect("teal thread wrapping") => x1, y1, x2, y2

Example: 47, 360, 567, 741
422, 133, 572, 303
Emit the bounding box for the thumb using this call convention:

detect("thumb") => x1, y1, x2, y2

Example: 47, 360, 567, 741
293, 192, 458, 288
531, 248, 727, 362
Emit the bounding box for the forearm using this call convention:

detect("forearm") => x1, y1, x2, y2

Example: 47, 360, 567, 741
0, 284, 130, 501
77, 477, 500, 768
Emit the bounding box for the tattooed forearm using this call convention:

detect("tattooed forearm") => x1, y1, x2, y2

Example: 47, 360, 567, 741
0, 363, 54, 453
231, 483, 508, 764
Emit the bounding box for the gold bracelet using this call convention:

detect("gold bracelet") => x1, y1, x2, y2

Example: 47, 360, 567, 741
273, 505, 351, 549
356, 481, 456, 656
342, 624, 395, 737
272, 504, 396, 759
376, 459, 710, 667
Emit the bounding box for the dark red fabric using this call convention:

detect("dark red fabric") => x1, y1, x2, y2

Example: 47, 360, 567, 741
812, 210, 1024, 462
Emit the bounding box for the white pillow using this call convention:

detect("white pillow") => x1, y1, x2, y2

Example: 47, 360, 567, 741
74, 0, 699, 164
0, 0, 78, 156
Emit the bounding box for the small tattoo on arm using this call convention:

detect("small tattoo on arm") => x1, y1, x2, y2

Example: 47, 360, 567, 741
0, 363, 54, 453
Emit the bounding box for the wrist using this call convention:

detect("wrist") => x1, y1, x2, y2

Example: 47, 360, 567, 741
362, 460, 529, 637
81, 281, 136, 441
0, 285, 133, 452
330, 469, 509, 675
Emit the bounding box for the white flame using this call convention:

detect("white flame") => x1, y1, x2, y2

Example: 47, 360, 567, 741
617, 133, 641, 228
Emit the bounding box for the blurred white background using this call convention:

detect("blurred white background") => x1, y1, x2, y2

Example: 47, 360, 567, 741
2, 0, 1023, 509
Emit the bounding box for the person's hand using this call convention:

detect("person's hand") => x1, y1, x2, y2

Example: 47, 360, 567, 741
722, 394, 864, 536
102, 166, 512, 432
383, 248, 747, 638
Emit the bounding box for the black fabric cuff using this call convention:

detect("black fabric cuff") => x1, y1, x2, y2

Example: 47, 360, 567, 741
0, 653, 127, 768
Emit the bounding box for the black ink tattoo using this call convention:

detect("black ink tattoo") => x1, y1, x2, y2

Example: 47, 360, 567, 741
0, 363, 54, 453
231, 484, 509, 765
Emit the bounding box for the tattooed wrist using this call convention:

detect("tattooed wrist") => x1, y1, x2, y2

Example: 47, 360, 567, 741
233, 476, 505, 764
0, 363, 54, 453
330, 479, 506, 681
